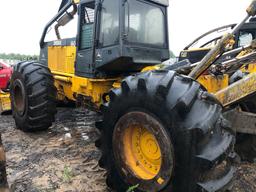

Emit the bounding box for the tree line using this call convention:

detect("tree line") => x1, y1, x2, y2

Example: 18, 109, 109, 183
0, 53, 39, 61
0, 51, 175, 61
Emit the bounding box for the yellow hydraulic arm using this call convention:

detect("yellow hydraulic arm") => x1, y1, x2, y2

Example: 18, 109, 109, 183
186, 0, 256, 108
189, 0, 256, 80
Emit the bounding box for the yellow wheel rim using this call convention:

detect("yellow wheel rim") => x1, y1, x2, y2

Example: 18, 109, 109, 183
123, 124, 162, 180
113, 111, 174, 191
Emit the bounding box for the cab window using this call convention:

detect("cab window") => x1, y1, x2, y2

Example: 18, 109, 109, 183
125, 0, 166, 47
99, 0, 119, 47
238, 31, 254, 47
80, 3, 95, 50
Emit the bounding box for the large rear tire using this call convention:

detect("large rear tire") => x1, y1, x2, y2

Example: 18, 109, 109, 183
10, 61, 57, 132
96, 70, 235, 192
235, 98, 256, 162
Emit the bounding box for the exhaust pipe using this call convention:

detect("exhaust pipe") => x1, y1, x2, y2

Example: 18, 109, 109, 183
55, 3, 77, 40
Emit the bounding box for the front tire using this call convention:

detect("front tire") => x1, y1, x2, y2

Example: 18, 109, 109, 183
10, 61, 57, 132
96, 70, 235, 192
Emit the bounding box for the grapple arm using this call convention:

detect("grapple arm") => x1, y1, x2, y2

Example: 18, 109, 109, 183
188, 0, 256, 79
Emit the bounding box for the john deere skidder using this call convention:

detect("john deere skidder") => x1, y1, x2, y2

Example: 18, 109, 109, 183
11, 0, 253, 191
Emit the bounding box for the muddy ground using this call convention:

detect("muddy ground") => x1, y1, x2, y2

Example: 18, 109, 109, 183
0, 107, 256, 192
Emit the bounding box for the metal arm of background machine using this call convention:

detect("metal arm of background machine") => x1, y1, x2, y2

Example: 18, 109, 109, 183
165, 42, 254, 74
188, 0, 256, 80
183, 24, 236, 50
40, 0, 73, 48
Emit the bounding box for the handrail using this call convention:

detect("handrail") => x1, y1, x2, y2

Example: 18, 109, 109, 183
39, 0, 73, 48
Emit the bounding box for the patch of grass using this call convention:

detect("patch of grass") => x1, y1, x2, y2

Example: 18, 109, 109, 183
37, 187, 55, 192
62, 165, 73, 183
126, 184, 139, 192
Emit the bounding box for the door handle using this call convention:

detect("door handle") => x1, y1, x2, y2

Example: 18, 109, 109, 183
78, 53, 84, 58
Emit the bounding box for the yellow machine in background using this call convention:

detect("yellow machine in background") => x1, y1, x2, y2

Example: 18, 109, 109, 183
0, 91, 11, 114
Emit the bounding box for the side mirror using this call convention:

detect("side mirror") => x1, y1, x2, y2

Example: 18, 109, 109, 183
0, 66, 3, 70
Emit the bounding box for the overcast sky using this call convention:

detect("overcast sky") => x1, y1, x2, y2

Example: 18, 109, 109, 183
0, 0, 252, 55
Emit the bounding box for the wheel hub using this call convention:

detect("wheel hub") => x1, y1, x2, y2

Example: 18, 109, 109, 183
140, 131, 161, 160
13, 80, 26, 116
129, 125, 161, 179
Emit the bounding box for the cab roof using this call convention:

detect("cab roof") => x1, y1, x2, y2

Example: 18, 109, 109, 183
75, 0, 169, 6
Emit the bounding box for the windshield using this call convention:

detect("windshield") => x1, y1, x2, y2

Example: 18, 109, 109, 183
238, 30, 255, 47
125, 0, 166, 47
99, 0, 119, 47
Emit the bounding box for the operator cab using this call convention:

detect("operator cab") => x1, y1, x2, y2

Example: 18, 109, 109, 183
40, 0, 170, 78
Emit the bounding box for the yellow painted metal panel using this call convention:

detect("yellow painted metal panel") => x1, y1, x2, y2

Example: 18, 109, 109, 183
51, 70, 120, 106
247, 64, 256, 73
48, 46, 76, 74
215, 72, 256, 107
241, 63, 256, 73
71, 76, 118, 105
198, 74, 229, 93
73, 0, 80, 4
141, 65, 160, 72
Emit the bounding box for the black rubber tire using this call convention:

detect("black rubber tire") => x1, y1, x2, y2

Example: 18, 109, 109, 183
10, 61, 57, 132
235, 133, 256, 162
235, 97, 256, 162
96, 70, 235, 192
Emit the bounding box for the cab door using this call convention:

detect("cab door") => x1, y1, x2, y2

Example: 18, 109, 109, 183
75, 1, 96, 77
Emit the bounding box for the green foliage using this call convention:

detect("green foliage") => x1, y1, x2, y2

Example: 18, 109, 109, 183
37, 187, 55, 192
127, 184, 139, 192
0, 53, 39, 61
62, 165, 73, 183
